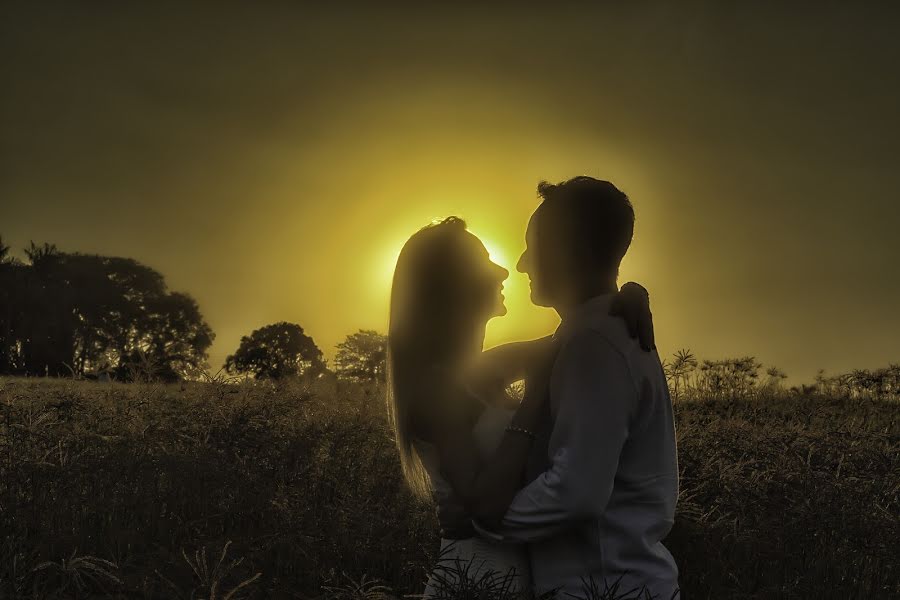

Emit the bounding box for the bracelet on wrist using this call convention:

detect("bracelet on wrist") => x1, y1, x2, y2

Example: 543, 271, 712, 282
505, 424, 536, 440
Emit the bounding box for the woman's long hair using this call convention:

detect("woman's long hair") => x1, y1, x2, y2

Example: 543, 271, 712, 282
386, 216, 486, 499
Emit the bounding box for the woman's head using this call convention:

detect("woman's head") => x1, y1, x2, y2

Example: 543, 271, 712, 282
389, 217, 508, 351
386, 217, 509, 497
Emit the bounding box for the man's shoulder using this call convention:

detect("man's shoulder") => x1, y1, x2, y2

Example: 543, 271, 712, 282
557, 311, 635, 359
555, 312, 664, 384
549, 318, 632, 389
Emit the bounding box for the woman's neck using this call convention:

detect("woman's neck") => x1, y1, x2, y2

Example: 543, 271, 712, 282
443, 318, 487, 371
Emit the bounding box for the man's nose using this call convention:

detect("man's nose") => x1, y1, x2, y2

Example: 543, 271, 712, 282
516, 252, 527, 273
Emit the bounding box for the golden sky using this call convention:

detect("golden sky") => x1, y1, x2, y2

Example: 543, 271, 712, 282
2, 2, 899, 382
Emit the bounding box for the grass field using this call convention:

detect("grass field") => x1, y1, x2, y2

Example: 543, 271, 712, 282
0, 376, 897, 599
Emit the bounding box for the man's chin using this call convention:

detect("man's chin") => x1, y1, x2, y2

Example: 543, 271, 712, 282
529, 289, 553, 308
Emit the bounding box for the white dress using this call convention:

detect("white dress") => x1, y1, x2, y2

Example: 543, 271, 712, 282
413, 401, 531, 598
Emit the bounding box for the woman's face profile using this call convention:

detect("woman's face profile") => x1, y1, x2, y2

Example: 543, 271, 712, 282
456, 231, 509, 320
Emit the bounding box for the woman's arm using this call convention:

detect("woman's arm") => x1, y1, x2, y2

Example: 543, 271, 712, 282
425, 283, 655, 525
417, 381, 546, 524
462, 336, 554, 407
462, 282, 654, 404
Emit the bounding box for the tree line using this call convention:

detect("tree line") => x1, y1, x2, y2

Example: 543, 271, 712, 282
0, 237, 387, 383
662, 349, 900, 402
3, 237, 893, 394
223, 322, 386, 383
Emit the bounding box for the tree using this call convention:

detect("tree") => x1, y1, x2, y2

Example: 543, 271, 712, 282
0, 240, 214, 380
0, 238, 26, 373
114, 290, 214, 382
19, 242, 73, 375
334, 330, 387, 382
225, 322, 325, 380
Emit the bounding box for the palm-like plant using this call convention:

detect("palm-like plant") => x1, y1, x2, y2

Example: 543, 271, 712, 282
664, 349, 697, 402
765, 366, 788, 393
321, 573, 394, 600
30, 550, 122, 597
156, 541, 261, 600
0, 235, 10, 264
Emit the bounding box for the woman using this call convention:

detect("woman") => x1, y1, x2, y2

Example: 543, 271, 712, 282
386, 217, 652, 598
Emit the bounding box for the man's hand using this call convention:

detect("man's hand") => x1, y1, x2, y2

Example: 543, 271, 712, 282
609, 282, 655, 351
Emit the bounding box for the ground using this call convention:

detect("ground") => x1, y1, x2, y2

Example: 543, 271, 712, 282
0, 376, 896, 599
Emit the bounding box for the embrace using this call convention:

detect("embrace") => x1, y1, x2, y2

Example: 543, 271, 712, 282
386, 176, 680, 600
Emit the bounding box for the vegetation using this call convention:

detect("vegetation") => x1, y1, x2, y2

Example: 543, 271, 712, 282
224, 322, 326, 381
1, 236, 896, 597
663, 349, 900, 403
334, 330, 388, 383
1, 370, 896, 599
0, 239, 213, 382
0, 237, 391, 387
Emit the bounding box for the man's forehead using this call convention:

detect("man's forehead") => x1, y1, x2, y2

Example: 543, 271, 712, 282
525, 204, 544, 238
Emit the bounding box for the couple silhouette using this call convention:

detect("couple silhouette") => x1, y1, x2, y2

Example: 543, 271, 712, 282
386, 176, 680, 599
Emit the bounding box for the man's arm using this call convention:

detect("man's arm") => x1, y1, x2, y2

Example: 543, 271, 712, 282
474, 329, 636, 542
425, 379, 549, 524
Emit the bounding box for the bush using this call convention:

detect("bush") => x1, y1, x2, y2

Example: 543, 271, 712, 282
0, 376, 896, 599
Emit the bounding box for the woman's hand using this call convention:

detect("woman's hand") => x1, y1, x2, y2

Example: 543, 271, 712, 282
609, 282, 655, 351
423, 376, 543, 525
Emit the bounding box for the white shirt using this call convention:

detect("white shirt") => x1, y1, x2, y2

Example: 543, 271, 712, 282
476, 294, 681, 599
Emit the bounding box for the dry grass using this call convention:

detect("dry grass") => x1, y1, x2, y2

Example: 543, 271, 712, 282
0, 376, 897, 599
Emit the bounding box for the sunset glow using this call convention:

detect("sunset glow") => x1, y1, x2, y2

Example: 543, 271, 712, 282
2, 6, 896, 599
3, 4, 898, 383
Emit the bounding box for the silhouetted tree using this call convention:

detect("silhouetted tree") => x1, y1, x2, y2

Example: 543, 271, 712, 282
334, 329, 387, 382
114, 290, 214, 382
19, 242, 73, 375
0, 237, 25, 373
0, 239, 214, 380
225, 322, 325, 380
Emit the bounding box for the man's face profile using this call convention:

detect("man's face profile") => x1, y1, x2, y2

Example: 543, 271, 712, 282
517, 205, 567, 309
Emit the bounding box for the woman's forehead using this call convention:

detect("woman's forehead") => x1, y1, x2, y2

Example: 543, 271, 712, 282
459, 230, 489, 255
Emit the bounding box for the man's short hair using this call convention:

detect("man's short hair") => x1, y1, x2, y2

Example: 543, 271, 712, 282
536, 176, 634, 274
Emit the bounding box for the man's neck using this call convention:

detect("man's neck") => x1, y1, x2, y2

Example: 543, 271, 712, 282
554, 279, 618, 320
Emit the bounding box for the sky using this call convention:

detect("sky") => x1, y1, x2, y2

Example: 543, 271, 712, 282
2, 2, 899, 383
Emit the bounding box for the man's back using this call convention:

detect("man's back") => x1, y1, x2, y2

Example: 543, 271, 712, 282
520, 295, 680, 598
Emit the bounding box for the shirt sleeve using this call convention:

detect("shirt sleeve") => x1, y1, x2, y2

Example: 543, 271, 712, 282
473, 329, 636, 543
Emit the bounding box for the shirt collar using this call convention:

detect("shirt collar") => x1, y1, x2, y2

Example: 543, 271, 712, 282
551, 292, 616, 341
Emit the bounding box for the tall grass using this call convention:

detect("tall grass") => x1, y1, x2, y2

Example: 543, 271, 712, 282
0, 375, 897, 599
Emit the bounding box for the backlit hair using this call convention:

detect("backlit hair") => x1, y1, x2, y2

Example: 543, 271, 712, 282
386, 216, 472, 499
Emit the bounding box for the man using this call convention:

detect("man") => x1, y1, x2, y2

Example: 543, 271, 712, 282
476, 176, 681, 599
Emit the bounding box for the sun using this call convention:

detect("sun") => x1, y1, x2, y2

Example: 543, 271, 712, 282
376, 226, 513, 294
481, 239, 509, 269
468, 228, 510, 270
381, 246, 403, 288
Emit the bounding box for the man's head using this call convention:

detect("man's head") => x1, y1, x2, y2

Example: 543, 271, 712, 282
517, 176, 634, 311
